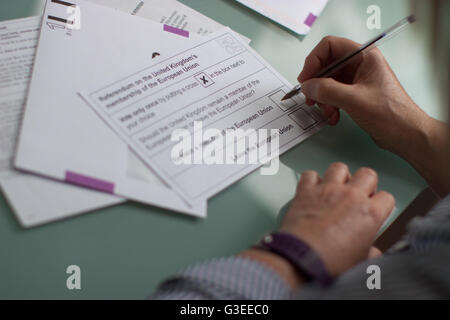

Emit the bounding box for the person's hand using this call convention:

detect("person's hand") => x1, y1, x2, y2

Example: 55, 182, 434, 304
298, 36, 431, 156
299, 36, 450, 196
279, 163, 395, 277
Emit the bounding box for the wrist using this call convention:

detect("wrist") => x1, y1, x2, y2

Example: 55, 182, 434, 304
387, 100, 430, 159
277, 227, 337, 277
242, 231, 334, 289
398, 114, 450, 196
240, 248, 305, 289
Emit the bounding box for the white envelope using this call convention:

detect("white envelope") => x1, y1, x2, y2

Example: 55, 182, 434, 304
235, 0, 328, 36
15, 0, 206, 217
1, 172, 124, 227
0, 16, 123, 228
90, 0, 242, 37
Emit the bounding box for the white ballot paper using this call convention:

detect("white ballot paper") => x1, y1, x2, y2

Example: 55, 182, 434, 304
80, 28, 326, 205
235, 0, 328, 36
90, 0, 250, 42
0, 16, 123, 228
15, 0, 206, 217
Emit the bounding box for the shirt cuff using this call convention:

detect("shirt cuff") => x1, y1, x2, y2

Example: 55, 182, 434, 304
153, 256, 292, 300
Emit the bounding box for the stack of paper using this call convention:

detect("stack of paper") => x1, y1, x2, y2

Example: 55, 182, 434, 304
0, 16, 123, 227
0, 0, 325, 228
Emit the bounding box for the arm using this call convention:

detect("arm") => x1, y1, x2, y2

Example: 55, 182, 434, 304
153, 36, 448, 299
154, 163, 394, 298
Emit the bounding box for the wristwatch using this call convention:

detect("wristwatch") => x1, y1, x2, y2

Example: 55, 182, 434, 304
255, 232, 333, 287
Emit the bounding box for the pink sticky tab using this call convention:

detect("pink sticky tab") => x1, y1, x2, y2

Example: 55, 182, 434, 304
65, 171, 115, 194
304, 13, 317, 27
163, 24, 189, 38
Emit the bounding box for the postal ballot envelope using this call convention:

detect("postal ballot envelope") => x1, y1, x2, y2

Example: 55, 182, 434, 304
15, 0, 206, 217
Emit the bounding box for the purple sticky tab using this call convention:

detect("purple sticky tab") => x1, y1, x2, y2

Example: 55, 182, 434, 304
163, 24, 189, 38
304, 13, 317, 27
65, 171, 115, 194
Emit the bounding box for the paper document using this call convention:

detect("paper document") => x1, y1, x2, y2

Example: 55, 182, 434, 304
0, 16, 123, 228
15, 0, 206, 217
80, 28, 326, 205
235, 0, 328, 35
90, 0, 250, 42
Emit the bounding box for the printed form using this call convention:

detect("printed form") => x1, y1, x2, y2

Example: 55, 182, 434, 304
81, 29, 325, 205
0, 17, 38, 179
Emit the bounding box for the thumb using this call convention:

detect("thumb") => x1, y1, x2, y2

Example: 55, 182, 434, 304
301, 78, 358, 111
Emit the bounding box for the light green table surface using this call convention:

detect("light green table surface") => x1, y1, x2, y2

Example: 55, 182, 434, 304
0, 0, 444, 299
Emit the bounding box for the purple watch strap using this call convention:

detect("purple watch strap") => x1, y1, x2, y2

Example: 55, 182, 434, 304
257, 232, 333, 287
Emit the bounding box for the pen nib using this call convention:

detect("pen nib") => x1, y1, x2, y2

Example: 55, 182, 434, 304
281, 84, 302, 101
281, 91, 295, 101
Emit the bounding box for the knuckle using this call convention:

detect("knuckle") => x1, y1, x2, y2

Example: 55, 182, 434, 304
305, 54, 314, 65
302, 170, 317, 176
389, 193, 396, 206
330, 162, 348, 171
359, 167, 378, 180
322, 35, 335, 43
297, 170, 317, 190
368, 47, 384, 61
380, 191, 396, 206
373, 47, 383, 58
369, 191, 396, 221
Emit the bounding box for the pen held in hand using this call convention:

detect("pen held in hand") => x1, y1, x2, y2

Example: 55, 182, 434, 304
281, 14, 416, 101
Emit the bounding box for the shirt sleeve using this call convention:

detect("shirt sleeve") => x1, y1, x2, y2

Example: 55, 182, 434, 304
152, 196, 450, 300
152, 256, 292, 300
296, 248, 450, 299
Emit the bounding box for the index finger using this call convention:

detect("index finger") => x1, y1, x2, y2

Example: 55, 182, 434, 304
298, 36, 362, 83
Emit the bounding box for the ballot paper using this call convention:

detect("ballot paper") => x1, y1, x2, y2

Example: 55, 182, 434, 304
15, 0, 206, 217
90, 0, 250, 42
0, 16, 123, 228
235, 0, 328, 35
80, 28, 326, 205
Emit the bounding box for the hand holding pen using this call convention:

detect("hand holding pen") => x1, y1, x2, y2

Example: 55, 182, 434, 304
287, 16, 441, 166
282, 15, 416, 101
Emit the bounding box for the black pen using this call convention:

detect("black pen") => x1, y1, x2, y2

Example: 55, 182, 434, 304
281, 14, 416, 101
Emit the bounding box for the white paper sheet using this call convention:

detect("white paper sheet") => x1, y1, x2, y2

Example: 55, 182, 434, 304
235, 0, 328, 35
90, 0, 250, 41
14, 0, 207, 217
80, 28, 326, 205
0, 16, 123, 228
